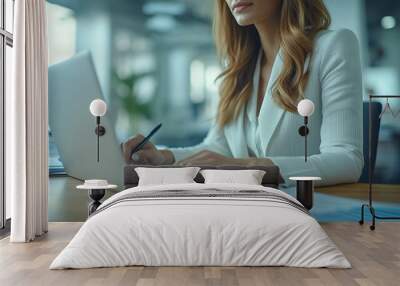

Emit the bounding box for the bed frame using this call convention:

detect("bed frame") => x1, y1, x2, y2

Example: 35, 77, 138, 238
124, 165, 283, 189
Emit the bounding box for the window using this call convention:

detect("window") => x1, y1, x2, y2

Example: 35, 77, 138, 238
1, 0, 14, 229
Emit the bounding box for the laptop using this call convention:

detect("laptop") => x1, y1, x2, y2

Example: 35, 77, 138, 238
48, 51, 124, 185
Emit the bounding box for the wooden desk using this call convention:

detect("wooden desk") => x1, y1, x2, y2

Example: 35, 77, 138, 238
316, 183, 400, 203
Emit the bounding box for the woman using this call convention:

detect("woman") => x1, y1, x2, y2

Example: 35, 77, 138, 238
122, 0, 363, 186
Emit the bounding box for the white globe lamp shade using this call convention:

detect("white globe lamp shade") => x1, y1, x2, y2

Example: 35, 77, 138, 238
297, 99, 315, 117
90, 99, 107, 117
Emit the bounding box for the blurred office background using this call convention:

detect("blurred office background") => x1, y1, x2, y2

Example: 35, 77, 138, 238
47, 0, 400, 183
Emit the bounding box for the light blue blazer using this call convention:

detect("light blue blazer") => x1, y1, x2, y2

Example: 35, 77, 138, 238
171, 29, 364, 187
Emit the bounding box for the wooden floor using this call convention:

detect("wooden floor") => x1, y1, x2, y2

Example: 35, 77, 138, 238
1, 222, 399, 286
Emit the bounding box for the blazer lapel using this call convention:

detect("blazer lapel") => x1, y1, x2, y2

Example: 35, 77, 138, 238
224, 108, 249, 158
258, 48, 286, 154
224, 48, 287, 158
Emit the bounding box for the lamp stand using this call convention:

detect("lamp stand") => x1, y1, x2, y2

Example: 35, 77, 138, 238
94, 116, 106, 162
298, 116, 309, 162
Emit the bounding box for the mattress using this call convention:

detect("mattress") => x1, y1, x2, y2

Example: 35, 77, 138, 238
50, 183, 350, 269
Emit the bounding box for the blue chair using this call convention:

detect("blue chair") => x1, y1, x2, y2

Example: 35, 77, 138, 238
359, 101, 382, 182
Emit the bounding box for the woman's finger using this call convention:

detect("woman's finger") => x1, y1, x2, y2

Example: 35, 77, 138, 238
132, 150, 153, 165
126, 134, 145, 149
122, 134, 144, 163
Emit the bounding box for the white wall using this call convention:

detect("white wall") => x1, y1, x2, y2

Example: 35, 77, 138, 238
47, 3, 76, 65
76, 10, 112, 101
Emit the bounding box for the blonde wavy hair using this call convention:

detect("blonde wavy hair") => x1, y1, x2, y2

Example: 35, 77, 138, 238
214, 0, 331, 127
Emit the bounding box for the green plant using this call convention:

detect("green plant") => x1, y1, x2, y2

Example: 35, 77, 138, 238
112, 71, 153, 120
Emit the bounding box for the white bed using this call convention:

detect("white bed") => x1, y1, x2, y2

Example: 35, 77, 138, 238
50, 183, 350, 269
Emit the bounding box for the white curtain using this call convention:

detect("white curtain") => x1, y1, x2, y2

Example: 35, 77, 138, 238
7, 0, 49, 242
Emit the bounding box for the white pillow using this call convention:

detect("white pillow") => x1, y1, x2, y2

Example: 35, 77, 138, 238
200, 169, 266, 185
135, 167, 200, 186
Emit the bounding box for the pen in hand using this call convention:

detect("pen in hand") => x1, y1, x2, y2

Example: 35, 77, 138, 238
130, 123, 162, 160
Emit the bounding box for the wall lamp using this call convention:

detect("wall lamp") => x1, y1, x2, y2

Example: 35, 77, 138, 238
297, 99, 315, 162
89, 99, 107, 162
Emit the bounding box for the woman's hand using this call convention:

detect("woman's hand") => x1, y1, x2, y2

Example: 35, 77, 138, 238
122, 134, 175, 165
175, 150, 240, 166
175, 150, 275, 167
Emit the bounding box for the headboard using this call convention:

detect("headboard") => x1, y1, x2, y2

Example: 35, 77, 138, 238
124, 165, 283, 189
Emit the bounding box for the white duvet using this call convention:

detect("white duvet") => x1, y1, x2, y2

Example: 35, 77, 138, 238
50, 183, 350, 269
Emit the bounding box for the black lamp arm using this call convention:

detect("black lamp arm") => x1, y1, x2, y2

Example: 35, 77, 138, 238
94, 116, 106, 162
298, 116, 309, 162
